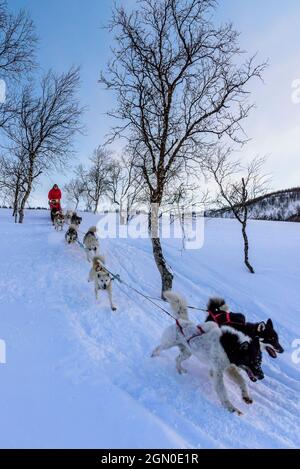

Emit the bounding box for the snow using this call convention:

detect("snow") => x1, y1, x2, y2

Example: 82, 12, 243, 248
0, 208, 299, 448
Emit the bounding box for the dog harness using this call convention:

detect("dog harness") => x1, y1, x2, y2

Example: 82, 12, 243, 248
207, 310, 246, 329
208, 310, 231, 325
176, 320, 205, 345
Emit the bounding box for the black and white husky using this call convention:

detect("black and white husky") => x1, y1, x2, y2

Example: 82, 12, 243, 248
65, 224, 78, 244
206, 298, 284, 358
152, 292, 264, 415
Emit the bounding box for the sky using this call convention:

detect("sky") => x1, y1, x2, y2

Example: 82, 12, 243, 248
7, 0, 300, 205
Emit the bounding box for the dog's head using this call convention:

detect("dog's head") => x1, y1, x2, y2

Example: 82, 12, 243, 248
72, 215, 82, 226
92, 256, 110, 289
66, 227, 77, 243
238, 337, 264, 382
256, 319, 284, 358
207, 297, 229, 313
95, 266, 111, 290
55, 212, 64, 221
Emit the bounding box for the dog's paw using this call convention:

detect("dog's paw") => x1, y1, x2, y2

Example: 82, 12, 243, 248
243, 396, 253, 405
228, 407, 243, 416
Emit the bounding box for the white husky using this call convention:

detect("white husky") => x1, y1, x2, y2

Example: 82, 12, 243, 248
151, 291, 264, 414
88, 256, 116, 311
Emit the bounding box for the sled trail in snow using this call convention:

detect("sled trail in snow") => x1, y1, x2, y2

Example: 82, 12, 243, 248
0, 209, 299, 448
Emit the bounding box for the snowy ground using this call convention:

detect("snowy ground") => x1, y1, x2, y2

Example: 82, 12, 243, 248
0, 208, 299, 448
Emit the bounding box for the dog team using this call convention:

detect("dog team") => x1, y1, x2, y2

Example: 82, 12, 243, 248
51, 208, 284, 415
51, 208, 117, 313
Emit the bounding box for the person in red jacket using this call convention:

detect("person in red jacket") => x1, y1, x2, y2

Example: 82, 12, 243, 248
48, 184, 62, 221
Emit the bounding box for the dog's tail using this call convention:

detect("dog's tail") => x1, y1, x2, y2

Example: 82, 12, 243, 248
93, 255, 106, 265
207, 297, 229, 313
88, 226, 97, 233
163, 291, 188, 320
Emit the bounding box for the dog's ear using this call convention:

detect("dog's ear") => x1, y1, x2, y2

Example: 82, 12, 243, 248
240, 341, 249, 351
257, 321, 266, 333
266, 318, 273, 329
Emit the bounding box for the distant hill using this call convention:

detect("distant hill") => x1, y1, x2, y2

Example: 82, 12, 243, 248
205, 187, 300, 222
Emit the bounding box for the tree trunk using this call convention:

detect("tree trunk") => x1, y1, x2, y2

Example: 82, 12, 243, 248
119, 201, 126, 225
18, 180, 32, 224
150, 203, 173, 297
12, 176, 20, 222
242, 223, 254, 273
93, 197, 99, 214
18, 194, 27, 223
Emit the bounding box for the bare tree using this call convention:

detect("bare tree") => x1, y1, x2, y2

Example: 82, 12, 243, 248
165, 180, 207, 252
0, 1, 37, 128
0, 1, 36, 77
100, 0, 266, 295
77, 146, 111, 214
107, 153, 143, 223
206, 151, 269, 273
2, 67, 83, 223
0, 150, 33, 221
63, 176, 86, 210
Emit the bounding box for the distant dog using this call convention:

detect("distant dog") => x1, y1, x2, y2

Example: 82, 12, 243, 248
65, 224, 78, 244
88, 256, 116, 311
71, 212, 82, 227
83, 226, 99, 262
65, 210, 73, 224
51, 208, 59, 224
53, 211, 65, 231
152, 292, 264, 415
206, 298, 284, 358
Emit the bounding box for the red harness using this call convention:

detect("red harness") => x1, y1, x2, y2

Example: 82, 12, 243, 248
176, 320, 205, 344
208, 310, 231, 325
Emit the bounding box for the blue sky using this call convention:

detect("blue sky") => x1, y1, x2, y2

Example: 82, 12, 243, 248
9, 0, 300, 205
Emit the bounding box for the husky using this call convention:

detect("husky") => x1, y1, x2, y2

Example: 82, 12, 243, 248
83, 226, 99, 262
88, 256, 116, 311
206, 298, 284, 358
65, 210, 73, 224
53, 211, 65, 231
51, 208, 59, 224
71, 212, 82, 227
151, 292, 264, 415
65, 224, 78, 244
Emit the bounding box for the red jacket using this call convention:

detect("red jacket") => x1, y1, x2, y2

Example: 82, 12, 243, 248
48, 187, 62, 201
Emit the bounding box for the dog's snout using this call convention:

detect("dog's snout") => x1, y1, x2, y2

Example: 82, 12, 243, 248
257, 369, 264, 380
103, 284, 107, 290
